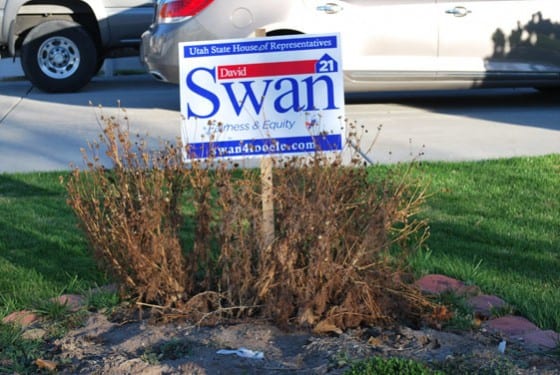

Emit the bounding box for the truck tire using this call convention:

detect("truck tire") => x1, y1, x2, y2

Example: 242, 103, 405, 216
21, 20, 98, 93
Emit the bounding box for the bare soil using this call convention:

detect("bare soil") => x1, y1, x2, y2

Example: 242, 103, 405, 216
47, 308, 560, 374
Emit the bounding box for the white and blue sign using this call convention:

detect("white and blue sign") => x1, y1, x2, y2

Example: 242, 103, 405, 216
178, 33, 345, 159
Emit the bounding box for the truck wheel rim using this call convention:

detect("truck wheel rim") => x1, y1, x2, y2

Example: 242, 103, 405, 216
37, 36, 80, 79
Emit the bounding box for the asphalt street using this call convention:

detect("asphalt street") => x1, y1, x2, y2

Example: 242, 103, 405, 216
1, 57, 559, 173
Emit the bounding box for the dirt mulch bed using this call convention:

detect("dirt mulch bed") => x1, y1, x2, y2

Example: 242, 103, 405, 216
41, 307, 560, 375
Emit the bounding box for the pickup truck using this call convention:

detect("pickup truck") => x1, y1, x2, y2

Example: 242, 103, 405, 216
0, 0, 153, 92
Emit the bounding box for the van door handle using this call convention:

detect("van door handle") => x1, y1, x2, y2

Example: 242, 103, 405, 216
446, 6, 471, 17
317, 3, 343, 14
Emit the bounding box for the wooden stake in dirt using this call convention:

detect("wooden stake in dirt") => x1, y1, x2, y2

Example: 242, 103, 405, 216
261, 157, 274, 248
254, 28, 275, 249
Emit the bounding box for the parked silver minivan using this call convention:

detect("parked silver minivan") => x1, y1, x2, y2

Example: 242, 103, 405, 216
141, 0, 560, 92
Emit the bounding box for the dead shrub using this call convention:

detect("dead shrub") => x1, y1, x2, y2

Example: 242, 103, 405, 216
65, 114, 440, 331
215, 151, 434, 329
65, 113, 188, 308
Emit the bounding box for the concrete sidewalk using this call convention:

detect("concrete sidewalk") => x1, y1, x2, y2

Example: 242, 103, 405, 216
0, 74, 182, 173
0, 57, 25, 80
0, 56, 144, 81
0, 55, 174, 174
1, 70, 559, 173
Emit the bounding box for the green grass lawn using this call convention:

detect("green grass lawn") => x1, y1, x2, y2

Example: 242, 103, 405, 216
412, 155, 560, 331
0, 172, 105, 314
1, 154, 559, 331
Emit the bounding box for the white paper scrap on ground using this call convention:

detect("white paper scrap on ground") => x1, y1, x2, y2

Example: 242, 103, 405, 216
216, 347, 264, 359
498, 340, 507, 354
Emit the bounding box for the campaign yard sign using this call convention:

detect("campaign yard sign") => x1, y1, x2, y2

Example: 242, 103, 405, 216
178, 33, 345, 160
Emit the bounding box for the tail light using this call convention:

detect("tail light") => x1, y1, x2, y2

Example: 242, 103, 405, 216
158, 0, 214, 23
